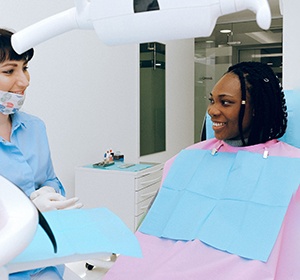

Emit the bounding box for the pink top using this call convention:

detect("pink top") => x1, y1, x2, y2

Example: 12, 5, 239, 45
104, 139, 300, 280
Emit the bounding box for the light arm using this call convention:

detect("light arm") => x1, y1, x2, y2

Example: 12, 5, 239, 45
12, 8, 78, 54
12, 0, 93, 54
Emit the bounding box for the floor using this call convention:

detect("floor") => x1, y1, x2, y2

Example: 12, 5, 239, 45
65, 255, 116, 279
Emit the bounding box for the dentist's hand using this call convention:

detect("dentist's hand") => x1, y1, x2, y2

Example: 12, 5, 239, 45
30, 186, 83, 212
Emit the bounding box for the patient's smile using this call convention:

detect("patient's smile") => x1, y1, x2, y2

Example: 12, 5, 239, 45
213, 122, 226, 127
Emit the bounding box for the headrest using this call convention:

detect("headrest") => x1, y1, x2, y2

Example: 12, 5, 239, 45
279, 89, 300, 148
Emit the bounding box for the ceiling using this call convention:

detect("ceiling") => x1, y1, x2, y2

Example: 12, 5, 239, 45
195, 0, 282, 47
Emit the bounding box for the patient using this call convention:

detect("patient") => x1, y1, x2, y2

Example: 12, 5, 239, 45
104, 62, 300, 279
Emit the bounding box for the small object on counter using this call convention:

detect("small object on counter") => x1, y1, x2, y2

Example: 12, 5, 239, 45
94, 148, 116, 168
114, 154, 124, 161
104, 149, 114, 161
93, 160, 115, 168
114, 150, 124, 161
118, 163, 135, 169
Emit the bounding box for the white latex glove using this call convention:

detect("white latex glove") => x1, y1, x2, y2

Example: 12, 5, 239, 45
30, 186, 83, 212
30, 186, 56, 200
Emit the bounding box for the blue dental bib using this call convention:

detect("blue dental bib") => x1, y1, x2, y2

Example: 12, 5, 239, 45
140, 149, 300, 262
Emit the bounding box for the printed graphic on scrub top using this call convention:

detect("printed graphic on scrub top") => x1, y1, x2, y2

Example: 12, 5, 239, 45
134, 0, 160, 13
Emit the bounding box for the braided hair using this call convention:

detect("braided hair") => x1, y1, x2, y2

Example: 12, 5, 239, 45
226, 61, 287, 146
0, 28, 34, 63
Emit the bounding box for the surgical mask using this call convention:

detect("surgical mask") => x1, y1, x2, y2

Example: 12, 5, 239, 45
0, 90, 26, 115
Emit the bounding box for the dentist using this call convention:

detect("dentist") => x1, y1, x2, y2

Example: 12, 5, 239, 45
0, 28, 81, 279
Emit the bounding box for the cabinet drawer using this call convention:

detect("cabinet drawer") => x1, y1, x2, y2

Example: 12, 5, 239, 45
135, 195, 155, 217
135, 181, 159, 204
135, 167, 163, 191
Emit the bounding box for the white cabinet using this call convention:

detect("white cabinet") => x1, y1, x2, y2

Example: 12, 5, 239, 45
75, 163, 163, 232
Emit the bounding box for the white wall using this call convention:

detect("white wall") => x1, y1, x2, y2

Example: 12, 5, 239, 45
282, 0, 300, 90
1, 1, 194, 197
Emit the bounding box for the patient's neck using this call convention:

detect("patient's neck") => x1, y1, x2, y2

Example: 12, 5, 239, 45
224, 138, 248, 147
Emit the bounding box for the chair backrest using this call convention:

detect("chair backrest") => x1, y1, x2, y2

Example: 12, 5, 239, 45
205, 89, 300, 149
0, 176, 38, 267
278, 90, 300, 148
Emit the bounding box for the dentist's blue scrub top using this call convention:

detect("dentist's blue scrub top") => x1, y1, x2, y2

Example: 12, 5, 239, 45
0, 111, 65, 279
0, 111, 64, 196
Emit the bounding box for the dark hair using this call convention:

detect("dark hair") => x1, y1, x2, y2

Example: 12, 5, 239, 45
0, 28, 34, 63
226, 61, 287, 146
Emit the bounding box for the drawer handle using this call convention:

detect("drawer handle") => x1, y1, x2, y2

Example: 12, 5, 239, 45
144, 167, 163, 176
140, 205, 148, 211
141, 190, 157, 198
141, 177, 161, 186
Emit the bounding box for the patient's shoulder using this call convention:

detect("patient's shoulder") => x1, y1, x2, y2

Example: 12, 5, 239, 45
186, 138, 219, 150
273, 141, 300, 158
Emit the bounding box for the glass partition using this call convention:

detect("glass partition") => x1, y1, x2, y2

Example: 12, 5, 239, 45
140, 42, 166, 156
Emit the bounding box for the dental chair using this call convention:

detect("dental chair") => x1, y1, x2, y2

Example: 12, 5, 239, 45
278, 90, 300, 148
101, 89, 300, 280
83, 90, 300, 276
0, 176, 141, 280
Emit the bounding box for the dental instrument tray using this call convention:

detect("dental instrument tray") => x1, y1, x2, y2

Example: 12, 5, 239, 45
93, 160, 115, 168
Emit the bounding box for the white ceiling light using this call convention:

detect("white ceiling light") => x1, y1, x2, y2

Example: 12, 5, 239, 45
251, 53, 282, 58
220, 29, 232, 34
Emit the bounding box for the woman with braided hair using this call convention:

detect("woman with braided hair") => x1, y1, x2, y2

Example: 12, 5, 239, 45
220, 62, 287, 146
104, 62, 300, 280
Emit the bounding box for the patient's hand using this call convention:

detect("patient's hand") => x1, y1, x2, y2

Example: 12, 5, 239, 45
30, 186, 83, 212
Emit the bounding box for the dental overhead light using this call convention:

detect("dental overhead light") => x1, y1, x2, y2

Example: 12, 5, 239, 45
11, 0, 271, 54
